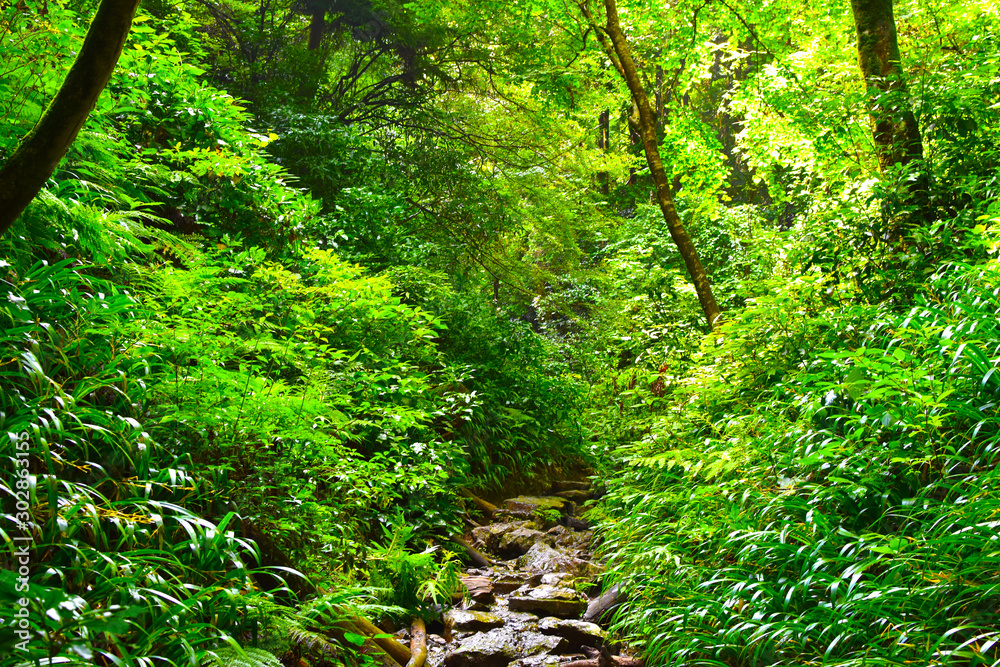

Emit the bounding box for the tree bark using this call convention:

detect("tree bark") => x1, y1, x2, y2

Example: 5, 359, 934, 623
591, 0, 721, 328
458, 488, 498, 518
406, 618, 428, 667
0, 0, 142, 238
849, 0, 923, 173
597, 109, 610, 195
339, 613, 413, 666
451, 534, 494, 567
309, 9, 325, 50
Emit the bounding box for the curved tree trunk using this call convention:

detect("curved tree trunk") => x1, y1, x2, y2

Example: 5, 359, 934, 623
0, 0, 142, 238
596, 0, 721, 328
309, 10, 326, 50
850, 0, 923, 173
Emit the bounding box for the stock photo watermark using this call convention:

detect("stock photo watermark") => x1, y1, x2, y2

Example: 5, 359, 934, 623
10, 429, 34, 654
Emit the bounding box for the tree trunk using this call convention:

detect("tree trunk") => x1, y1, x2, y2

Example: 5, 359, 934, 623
849, 0, 923, 172
597, 109, 610, 195
309, 9, 325, 50
0, 0, 142, 238
598, 0, 721, 328
406, 618, 428, 667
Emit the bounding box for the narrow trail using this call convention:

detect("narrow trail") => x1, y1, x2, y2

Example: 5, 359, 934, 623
415, 483, 637, 667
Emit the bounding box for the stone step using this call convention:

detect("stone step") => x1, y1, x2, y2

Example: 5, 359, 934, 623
552, 481, 592, 493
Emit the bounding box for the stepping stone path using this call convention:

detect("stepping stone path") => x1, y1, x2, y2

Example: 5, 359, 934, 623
415, 482, 637, 667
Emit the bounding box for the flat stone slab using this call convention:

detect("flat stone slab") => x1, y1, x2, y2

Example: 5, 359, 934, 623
538, 617, 607, 651
517, 542, 602, 580
503, 496, 567, 519
442, 626, 563, 667
507, 585, 588, 618
493, 572, 532, 595
552, 481, 591, 493
461, 575, 495, 605
444, 609, 505, 641
529, 572, 574, 587
555, 489, 591, 503
512, 654, 563, 667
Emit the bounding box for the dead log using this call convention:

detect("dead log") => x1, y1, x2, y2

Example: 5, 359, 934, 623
584, 583, 624, 623
339, 614, 412, 666
559, 657, 642, 667
452, 534, 493, 567
406, 618, 427, 667
459, 488, 497, 518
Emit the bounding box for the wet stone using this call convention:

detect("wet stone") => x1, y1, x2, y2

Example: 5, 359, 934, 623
517, 542, 602, 581
472, 521, 534, 552
511, 654, 563, 667
555, 530, 592, 553
502, 496, 567, 520
498, 527, 554, 559
507, 585, 589, 618
492, 573, 531, 595
444, 609, 505, 641
537, 617, 607, 651
461, 575, 495, 605
528, 572, 573, 587
442, 626, 563, 667
554, 489, 592, 503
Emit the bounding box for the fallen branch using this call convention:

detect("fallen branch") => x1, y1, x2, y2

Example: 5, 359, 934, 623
452, 535, 494, 567
584, 583, 624, 623
459, 488, 498, 518
338, 614, 412, 666
560, 656, 642, 667
406, 617, 427, 667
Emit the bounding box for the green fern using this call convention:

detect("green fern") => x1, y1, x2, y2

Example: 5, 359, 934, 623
16, 189, 196, 263
202, 647, 282, 667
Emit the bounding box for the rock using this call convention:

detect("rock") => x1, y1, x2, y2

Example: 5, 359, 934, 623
472, 521, 534, 552
507, 585, 589, 618
493, 572, 532, 595
498, 526, 555, 558
502, 496, 567, 520
529, 572, 573, 587
442, 626, 563, 667
461, 575, 495, 605
512, 654, 563, 667
444, 610, 505, 641
517, 542, 602, 580
538, 618, 607, 651
563, 516, 591, 531
555, 489, 592, 503
555, 530, 592, 552
552, 481, 591, 493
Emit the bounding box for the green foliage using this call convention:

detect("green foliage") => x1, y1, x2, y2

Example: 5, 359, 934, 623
0, 259, 264, 663
594, 256, 1000, 666
136, 244, 469, 576
0, 1, 319, 260
368, 524, 462, 619
385, 266, 592, 492
203, 646, 283, 667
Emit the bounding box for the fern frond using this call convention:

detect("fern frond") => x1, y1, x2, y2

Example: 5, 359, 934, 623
18, 191, 197, 263
201, 646, 282, 667
287, 625, 341, 658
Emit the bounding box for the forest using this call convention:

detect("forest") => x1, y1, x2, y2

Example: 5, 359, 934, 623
1, 0, 999, 665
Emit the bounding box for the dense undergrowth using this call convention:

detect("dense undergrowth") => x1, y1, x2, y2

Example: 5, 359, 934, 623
0, 5, 587, 663
592, 257, 1000, 665
3, 0, 1000, 665
587, 50, 1000, 667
